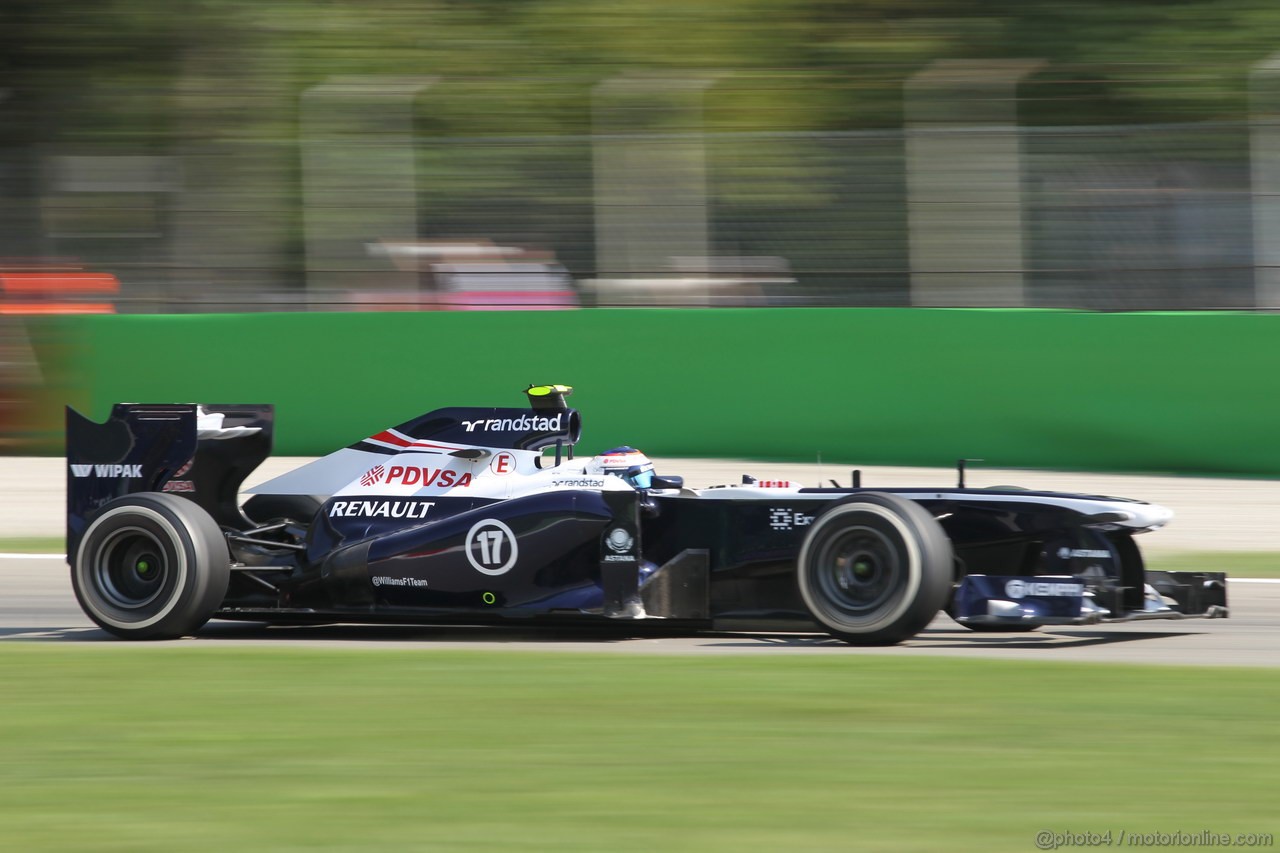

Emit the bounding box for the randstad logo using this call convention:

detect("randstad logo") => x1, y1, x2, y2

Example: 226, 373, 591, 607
360, 465, 473, 489
70, 464, 143, 478
461, 413, 563, 433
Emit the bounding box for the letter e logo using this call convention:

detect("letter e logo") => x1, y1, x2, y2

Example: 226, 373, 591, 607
491, 452, 516, 475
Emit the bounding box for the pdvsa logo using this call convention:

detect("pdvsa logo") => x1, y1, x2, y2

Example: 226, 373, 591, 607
359, 464, 473, 489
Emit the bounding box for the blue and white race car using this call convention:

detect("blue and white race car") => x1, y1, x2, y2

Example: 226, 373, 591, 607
64, 385, 1227, 643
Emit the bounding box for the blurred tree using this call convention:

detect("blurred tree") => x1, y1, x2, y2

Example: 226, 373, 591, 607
11, 0, 1280, 141
6, 0, 1280, 297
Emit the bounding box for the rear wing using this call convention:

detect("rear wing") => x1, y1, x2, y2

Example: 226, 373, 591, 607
66, 404, 273, 557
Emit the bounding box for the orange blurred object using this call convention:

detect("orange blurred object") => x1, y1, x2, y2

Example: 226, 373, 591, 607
0, 269, 118, 314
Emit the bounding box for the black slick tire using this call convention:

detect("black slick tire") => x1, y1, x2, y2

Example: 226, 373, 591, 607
71, 492, 230, 640
797, 492, 952, 645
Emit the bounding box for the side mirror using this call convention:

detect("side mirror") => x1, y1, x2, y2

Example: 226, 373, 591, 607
650, 475, 684, 490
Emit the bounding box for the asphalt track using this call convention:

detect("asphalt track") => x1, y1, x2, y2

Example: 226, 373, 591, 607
4, 457, 1278, 666
2, 557, 1275, 667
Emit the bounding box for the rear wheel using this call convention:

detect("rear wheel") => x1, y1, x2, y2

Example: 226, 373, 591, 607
72, 492, 230, 640
797, 492, 952, 645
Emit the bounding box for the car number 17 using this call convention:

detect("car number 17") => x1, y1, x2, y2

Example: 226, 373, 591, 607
465, 519, 519, 576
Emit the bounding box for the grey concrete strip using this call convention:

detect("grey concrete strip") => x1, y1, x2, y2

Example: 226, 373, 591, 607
9, 455, 1280, 553
0, 457, 67, 538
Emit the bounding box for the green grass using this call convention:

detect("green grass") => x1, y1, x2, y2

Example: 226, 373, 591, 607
0, 648, 1276, 852
0, 536, 64, 553
1148, 551, 1280, 578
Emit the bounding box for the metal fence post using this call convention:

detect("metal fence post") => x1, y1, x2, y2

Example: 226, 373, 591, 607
905, 60, 1042, 307
300, 77, 436, 307
592, 75, 713, 287
1250, 53, 1280, 309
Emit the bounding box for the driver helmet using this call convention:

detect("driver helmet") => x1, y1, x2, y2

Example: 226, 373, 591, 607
586, 446, 656, 489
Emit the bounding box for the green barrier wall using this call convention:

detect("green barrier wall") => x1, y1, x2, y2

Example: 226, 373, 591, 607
27, 309, 1280, 475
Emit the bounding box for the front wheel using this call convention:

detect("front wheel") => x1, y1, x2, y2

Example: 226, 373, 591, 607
71, 492, 230, 640
797, 492, 953, 645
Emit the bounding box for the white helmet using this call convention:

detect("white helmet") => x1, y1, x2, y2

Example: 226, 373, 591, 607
585, 446, 656, 489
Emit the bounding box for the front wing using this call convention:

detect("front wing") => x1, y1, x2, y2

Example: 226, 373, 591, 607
951, 571, 1228, 628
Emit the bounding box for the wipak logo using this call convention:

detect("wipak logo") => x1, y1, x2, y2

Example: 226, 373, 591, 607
70, 464, 143, 478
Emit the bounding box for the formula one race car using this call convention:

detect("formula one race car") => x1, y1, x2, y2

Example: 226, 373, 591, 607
64, 385, 1228, 644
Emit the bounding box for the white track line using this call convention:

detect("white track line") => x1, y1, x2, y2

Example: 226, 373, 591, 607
1, 552, 1278, 583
